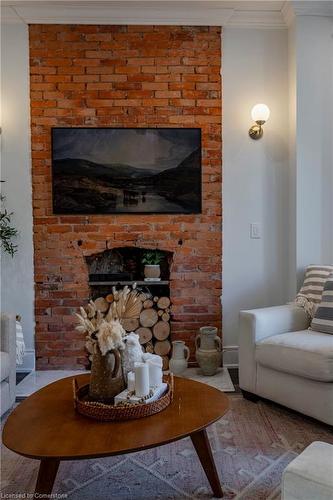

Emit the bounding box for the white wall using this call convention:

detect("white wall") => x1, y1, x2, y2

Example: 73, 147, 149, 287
1, 22, 35, 371
222, 28, 290, 365
294, 16, 333, 281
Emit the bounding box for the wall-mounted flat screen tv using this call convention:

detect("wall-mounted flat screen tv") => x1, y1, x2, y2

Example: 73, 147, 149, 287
52, 127, 202, 214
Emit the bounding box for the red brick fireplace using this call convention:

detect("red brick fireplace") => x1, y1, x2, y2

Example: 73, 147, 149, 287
29, 24, 222, 369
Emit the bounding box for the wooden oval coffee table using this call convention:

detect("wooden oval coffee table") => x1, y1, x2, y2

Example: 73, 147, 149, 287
3, 374, 229, 498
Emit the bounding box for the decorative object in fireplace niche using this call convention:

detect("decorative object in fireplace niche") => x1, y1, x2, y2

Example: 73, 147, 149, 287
142, 249, 164, 281
52, 127, 202, 214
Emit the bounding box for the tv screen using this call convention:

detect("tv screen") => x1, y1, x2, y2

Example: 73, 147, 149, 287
51, 127, 202, 214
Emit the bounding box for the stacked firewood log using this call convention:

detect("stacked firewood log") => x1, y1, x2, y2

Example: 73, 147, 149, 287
84, 287, 171, 369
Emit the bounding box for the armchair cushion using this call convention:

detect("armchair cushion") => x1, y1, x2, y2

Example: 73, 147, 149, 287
256, 330, 333, 382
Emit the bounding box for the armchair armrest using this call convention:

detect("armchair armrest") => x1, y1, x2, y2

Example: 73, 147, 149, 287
240, 305, 310, 343
1, 313, 17, 408
238, 305, 309, 392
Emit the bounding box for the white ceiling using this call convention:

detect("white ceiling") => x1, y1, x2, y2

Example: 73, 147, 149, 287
1, 1, 332, 28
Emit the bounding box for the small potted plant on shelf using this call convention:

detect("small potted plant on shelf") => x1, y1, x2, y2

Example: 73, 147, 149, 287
141, 250, 164, 281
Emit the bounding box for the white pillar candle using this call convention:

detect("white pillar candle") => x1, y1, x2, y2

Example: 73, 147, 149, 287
134, 363, 149, 398
127, 371, 135, 392
142, 352, 163, 367
147, 360, 163, 388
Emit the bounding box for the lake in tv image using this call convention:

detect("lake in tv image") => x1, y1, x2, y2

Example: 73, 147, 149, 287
52, 128, 202, 214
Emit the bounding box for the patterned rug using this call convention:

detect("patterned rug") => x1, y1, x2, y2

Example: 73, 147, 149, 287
1, 395, 332, 499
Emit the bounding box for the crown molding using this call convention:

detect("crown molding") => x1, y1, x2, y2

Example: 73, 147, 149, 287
2, 2, 331, 30
281, 1, 295, 26
1, 1, 288, 28
282, 0, 333, 26
292, 1, 333, 18
0, 6, 25, 24
3, 4, 235, 26
226, 10, 286, 29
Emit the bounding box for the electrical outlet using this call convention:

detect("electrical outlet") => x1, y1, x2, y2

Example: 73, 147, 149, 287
250, 223, 261, 239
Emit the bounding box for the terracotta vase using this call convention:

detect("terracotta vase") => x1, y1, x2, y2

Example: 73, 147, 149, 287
169, 340, 190, 375
195, 326, 222, 376
144, 265, 160, 279
89, 346, 125, 403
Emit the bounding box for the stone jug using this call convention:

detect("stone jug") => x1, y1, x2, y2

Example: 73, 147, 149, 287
195, 326, 222, 376
89, 346, 125, 403
169, 340, 190, 375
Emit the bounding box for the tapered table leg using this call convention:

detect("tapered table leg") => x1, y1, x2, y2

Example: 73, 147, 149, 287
190, 429, 223, 498
35, 458, 60, 496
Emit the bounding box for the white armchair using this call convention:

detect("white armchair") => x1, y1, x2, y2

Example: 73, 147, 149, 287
239, 305, 333, 426
1, 313, 16, 416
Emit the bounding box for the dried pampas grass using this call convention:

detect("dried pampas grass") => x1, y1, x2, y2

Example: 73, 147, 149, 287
75, 284, 142, 357
96, 320, 126, 356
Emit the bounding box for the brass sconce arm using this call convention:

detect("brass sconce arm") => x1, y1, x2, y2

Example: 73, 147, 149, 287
248, 104, 270, 140
249, 120, 265, 140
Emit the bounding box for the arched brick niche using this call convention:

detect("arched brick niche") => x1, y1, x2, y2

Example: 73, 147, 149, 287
30, 24, 222, 369
85, 246, 173, 298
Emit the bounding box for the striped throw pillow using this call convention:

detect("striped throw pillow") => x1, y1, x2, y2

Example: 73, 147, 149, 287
311, 274, 333, 334
295, 264, 333, 317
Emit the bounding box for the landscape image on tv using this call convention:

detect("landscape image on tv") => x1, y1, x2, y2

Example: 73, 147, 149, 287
52, 128, 202, 214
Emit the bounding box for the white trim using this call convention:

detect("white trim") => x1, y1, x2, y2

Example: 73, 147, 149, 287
3, 4, 234, 26
0, 6, 25, 24
292, 0, 333, 18
223, 345, 238, 352
2, 1, 332, 29
2, 1, 286, 28
227, 10, 286, 29
282, 0, 333, 26
281, 1, 295, 27
223, 345, 239, 368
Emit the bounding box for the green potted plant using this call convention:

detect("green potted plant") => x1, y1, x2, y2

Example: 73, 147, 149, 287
0, 185, 18, 257
141, 250, 164, 280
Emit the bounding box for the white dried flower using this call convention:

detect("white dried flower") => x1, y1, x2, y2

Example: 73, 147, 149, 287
96, 319, 126, 356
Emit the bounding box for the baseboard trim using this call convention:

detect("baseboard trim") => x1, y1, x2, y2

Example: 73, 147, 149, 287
223, 345, 239, 367
223, 345, 239, 351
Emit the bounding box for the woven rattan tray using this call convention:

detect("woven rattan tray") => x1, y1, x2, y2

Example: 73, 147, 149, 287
73, 373, 174, 421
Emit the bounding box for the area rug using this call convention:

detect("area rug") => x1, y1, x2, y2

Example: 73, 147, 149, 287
1, 395, 332, 499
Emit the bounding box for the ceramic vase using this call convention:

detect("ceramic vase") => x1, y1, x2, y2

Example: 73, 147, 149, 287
144, 264, 160, 279
89, 346, 125, 403
169, 340, 190, 375
195, 326, 222, 376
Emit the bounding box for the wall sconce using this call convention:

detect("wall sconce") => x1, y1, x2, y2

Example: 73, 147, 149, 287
249, 103, 270, 140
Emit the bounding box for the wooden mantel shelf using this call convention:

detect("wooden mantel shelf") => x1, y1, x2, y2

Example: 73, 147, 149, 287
89, 280, 170, 286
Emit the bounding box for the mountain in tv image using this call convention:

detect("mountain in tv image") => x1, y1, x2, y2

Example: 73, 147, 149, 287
52, 128, 201, 214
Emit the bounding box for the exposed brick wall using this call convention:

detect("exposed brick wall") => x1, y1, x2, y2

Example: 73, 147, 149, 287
29, 25, 222, 369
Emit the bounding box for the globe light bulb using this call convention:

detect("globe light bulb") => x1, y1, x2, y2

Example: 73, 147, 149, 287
251, 103, 270, 123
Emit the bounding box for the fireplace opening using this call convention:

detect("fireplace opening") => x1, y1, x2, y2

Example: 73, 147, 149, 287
85, 247, 174, 369
85, 247, 173, 299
